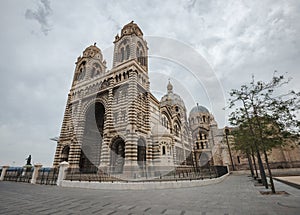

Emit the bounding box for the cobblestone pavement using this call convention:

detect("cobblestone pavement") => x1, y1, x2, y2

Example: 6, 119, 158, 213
0, 174, 300, 215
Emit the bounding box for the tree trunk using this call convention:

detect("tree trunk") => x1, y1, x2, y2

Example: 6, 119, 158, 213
256, 147, 268, 189
263, 149, 276, 193
251, 149, 259, 179
246, 151, 254, 177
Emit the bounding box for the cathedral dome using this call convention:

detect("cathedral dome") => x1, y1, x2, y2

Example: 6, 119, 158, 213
160, 81, 186, 108
190, 104, 209, 114
82, 43, 103, 60
121, 21, 143, 37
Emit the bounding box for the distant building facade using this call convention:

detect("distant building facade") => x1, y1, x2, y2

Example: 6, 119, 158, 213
53, 21, 300, 176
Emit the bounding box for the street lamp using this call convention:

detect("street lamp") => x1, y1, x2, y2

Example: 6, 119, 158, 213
50, 137, 59, 142
225, 127, 235, 171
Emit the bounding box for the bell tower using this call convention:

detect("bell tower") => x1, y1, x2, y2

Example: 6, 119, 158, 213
112, 21, 148, 72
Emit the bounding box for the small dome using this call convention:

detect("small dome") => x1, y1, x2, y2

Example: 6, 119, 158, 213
190, 105, 209, 114
82, 43, 103, 60
160, 81, 186, 109
121, 21, 143, 37
160, 93, 185, 108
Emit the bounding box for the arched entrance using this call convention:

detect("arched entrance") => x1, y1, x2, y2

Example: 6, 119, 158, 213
80, 102, 105, 172
61, 145, 70, 162
137, 138, 146, 168
110, 137, 125, 174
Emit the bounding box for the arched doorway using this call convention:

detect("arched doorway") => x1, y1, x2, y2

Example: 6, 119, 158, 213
137, 138, 146, 168
80, 102, 105, 172
61, 145, 70, 162
110, 137, 125, 174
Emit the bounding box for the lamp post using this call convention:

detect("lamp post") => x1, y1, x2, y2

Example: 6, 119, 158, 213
225, 127, 235, 171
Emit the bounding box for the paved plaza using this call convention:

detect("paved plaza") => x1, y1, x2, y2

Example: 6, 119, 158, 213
0, 174, 300, 215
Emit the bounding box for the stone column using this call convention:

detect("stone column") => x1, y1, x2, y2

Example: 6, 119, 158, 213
30, 164, 43, 184
56, 161, 69, 186
0, 166, 9, 181
99, 87, 113, 173
123, 69, 139, 178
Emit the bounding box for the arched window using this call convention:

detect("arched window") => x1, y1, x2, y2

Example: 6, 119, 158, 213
161, 115, 169, 129
121, 47, 125, 61
136, 41, 146, 66
125, 45, 130, 60
91, 63, 101, 78
61, 145, 70, 162
162, 145, 166, 155
77, 61, 86, 81
137, 138, 146, 168
174, 124, 179, 137
203, 116, 206, 122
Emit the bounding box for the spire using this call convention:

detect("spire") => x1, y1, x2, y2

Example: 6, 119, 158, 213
167, 80, 173, 93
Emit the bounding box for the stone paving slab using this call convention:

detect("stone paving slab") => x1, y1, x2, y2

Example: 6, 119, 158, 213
1, 174, 300, 215
275, 176, 300, 185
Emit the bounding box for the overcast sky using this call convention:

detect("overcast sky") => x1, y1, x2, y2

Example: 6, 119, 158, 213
0, 0, 299, 167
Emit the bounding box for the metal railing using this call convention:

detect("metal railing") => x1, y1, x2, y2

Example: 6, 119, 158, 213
36, 167, 58, 185
3, 167, 33, 183
64, 165, 228, 183
65, 168, 123, 183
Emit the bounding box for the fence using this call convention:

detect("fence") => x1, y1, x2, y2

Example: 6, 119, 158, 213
36, 167, 59, 185
1, 165, 228, 185
3, 167, 33, 183
65, 168, 122, 182
64, 165, 228, 183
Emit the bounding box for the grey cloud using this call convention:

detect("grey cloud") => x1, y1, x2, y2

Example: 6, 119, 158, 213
25, 0, 52, 35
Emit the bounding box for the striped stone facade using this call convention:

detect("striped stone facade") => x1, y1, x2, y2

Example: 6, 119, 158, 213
53, 21, 197, 177
53, 21, 300, 177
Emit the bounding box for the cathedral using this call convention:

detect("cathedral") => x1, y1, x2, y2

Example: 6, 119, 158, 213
53, 21, 300, 178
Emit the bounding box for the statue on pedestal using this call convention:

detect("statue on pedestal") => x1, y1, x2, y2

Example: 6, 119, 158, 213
26, 155, 32, 166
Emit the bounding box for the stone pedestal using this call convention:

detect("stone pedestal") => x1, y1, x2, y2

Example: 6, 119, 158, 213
22, 165, 33, 176
31, 164, 43, 184
0, 166, 9, 181
57, 161, 69, 186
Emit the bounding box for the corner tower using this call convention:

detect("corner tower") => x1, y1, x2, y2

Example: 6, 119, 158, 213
54, 21, 153, 179
112, 21, 148, 72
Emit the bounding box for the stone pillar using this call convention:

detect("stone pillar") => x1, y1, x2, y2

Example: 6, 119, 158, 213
99, 136, 110, 172
122, 69, 139, 178
30, 164, 42, 184
99, 87, 113, 173
68, 141, 81, 168
56, 161, 69, 186
0, 166, 9, 181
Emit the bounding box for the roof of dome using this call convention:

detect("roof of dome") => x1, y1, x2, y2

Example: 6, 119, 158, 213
160, 81, 186, 108
190, 104, 209, 114
121, 21, 143, 37
114, 21, 143, 42
82, 43, 103, 60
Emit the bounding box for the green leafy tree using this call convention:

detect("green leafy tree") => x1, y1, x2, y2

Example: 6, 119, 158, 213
228, 72, 299, 193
